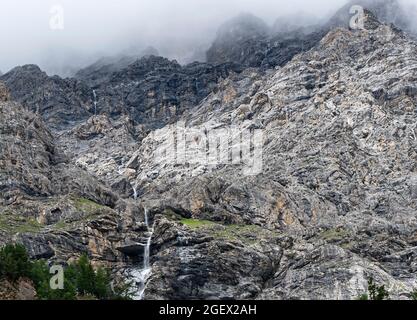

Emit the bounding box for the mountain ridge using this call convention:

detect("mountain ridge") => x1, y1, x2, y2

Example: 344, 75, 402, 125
1, 0, 417, 300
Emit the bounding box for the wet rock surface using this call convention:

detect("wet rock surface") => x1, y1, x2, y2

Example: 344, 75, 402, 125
131, 14, 417, 299
1, 1, 417, 300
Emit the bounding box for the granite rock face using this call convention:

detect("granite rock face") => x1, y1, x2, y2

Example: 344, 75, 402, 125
0, 98, 148, 271
90, 56, 243, 129
0, 65, 93, 131
206, 12, 326, 70
74, 46, 160, 87
129, 15, 417, 300
1, 1, 417, 301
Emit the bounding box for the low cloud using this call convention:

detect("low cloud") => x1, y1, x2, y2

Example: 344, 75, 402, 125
1, 0, 415, 76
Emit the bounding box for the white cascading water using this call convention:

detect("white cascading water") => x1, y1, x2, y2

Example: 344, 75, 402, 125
93, 90, 98, 115
133, 184, 138, 200
130, 183, 153, 300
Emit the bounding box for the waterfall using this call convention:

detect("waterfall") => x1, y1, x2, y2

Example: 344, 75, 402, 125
130, 206, 154, 300
128, 181, 153, 299
144, 206, 149, 226
133, 184, 138, 200
92, 90, 98, 115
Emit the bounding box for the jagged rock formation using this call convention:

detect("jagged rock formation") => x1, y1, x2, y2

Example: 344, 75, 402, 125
2, 58, 242, 133
328, 0, 415, 33
57, 114, 143, 195
206, 12, 328, 70
1, 0, 417, 301
75, 46, 160, 87
0, 65, 93, 130
126, 12, 417, 299
91, 56, 242, 128
206, 13, 271, 67
207, 0, 416, 70
0, 97, 150, 271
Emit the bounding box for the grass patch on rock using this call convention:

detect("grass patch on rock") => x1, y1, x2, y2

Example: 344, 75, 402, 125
319, 227, 349, 242
180, 218, 217, 229
0, 213, 43, 234
73, 198, 106, 213
180, 218, 269, 245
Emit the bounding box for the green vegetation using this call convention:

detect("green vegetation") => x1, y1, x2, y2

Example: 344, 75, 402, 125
319, 227, 349, 242
0, 197, 110, 235
0, 244, 131, 300
73, 197, 107, 213
180, 218, 216, 228
358, 278, 390, 300
410, 290, 417, 300
367, 278, 390, 300
212, 224, 262, 244
179, 218, 268, 245
358, 293, 369, 300
30, 260, 77, 300
0, 213, 43, 234
0, 244, 32, 281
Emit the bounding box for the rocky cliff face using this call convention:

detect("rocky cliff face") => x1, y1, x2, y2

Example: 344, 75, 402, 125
91, 56, 242, 128
0, 65, 93, 131
1, 0, 417, 300
206, 0, 416, 70
127, 13, 417, 300
0, 278, 36, 300
74, 46, 160, 87
0, 96, 149, 273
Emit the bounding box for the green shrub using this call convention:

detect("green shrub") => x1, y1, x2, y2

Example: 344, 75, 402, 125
66, 254, 116, 299
0, 244, 132, 300
358, 278, 390, 300
0, 244, 32, 281
30, 260, 77, 300
357, 294, 369, 300
368, 278, 390, 300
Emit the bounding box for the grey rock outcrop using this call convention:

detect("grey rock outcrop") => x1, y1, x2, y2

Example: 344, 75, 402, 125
1, 0, 417, 301
0, 65, 93, 130
74, 46, 160, 87
206, 0, 416, 70
128, 14, 417, 300
0, 81, 10, 102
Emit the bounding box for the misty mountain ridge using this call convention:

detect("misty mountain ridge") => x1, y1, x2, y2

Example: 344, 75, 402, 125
2, 0, 417, 301
1, 0, 415, 130
70, 0, 417, 77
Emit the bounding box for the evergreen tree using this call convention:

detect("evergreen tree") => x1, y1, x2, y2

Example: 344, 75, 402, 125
0, 244, 31, 281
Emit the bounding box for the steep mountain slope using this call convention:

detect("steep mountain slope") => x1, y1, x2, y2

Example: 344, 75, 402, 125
0, 84, 148, 274
1, 0, 417, 301
206, 13, 271, 67
328, 0, 414, 33
0, 65, 93, 131
74, 46, 160, 87
92, 56, 242, 128
207, 0, 416, 70
124, 12, 417, 299
1, 57, 242, 134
